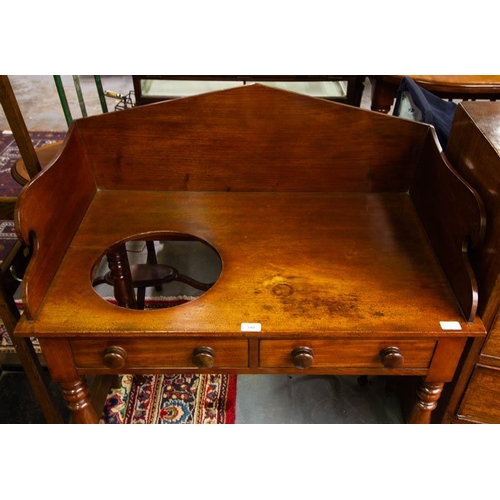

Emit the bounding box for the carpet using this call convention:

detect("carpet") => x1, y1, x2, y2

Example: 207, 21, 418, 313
0, 298, 237, 424
101, 373, 236, 424
0, 219, 18, 264
0, 130, 66, 197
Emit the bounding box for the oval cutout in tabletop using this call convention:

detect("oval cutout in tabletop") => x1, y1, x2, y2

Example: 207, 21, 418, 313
91, 233, 222, 310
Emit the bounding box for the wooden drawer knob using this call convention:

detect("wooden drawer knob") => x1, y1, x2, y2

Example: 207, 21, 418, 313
380, 346, 404, 368
291, 346, 314, 369
102, 346, 128, 369
192, 346, 215, 368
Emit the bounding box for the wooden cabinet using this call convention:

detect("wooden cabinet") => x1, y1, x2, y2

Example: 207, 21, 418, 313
444, 311, 500, 423
458, 365, 500, 424
437, 102, 500, 424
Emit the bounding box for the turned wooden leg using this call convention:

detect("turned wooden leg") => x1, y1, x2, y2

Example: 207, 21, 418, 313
106, 244, 138, 309
370, 78, 397, 114
61, 377, 99, 424
407, 378, 445, 424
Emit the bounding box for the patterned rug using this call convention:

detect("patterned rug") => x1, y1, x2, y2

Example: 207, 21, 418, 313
0, 130, 66, 197
0, 298, 237, 424
0, 220, 18, 264
101, 373, 236, 424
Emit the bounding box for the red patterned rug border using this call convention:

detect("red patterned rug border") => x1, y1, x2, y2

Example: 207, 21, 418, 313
224, 374, 237, 424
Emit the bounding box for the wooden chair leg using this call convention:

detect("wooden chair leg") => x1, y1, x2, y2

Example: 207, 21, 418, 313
370, 78, 398, 114
0, 279, 64, 424
106, 244, 138, 309
146, 240, 158, 265
146, 240, 163, 292
136, 286, 146, 310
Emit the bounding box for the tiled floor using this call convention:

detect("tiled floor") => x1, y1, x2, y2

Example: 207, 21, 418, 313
0, 76, 404, 423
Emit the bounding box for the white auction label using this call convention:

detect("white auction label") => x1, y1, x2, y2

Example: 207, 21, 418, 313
241, 323, 262, 332
440, 321, 462, 330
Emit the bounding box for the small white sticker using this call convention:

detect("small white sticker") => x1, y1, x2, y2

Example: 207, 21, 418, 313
241, 323, 262, 332
440, 321, 462, 330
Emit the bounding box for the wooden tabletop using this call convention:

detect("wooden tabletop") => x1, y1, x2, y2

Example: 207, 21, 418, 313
16, 189, 485, 338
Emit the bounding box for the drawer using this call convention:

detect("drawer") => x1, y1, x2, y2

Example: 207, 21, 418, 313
458, 365, 500, 424
259, 339, 436, 369
70, 338, 248, 369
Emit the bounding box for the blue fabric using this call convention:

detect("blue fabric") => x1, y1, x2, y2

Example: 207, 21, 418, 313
393, 76, 457, 148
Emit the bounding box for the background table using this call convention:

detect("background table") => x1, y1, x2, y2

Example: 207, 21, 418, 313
370, 75, 500, 113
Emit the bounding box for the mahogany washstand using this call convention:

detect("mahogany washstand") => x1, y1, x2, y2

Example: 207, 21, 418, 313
14, 85, 486, 423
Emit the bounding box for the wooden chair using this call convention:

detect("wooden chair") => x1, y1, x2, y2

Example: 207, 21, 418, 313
92, 245, 215, 310
0, 75, 66, 423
